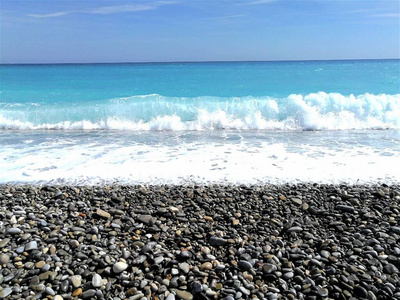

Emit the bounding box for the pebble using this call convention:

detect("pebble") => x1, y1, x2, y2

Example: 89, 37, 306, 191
24, 240, 38, 251
0, 254, 10, 265
176, 290, 193, 300
209, 236, 227, 246
200, 262, 213, 270
0, 184, 399, 300
0, 288, 12, 299
263, 263, 278, 273
113, 261, 128, 273
92, 273, 103, 287
71, 275, 82, 288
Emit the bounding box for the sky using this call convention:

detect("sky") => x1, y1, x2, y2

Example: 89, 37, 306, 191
0, 0, 399, 63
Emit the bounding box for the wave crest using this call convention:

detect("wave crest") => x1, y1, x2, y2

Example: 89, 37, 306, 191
1, 92, 399, 131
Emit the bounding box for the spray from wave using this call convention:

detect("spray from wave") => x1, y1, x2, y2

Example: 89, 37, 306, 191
1, 92, 399, 131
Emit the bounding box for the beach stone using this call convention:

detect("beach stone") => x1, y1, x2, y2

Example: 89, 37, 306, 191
288, 226, 303, 232
92, 273, 102, 287
263, 263, 278, 273
200, 262, 213, 270
292, 198, 302, 205
383, 263, 399, 274
71, 275, 82, 288
317, 288, 329, 297
179, 262, 190, 273
36, 261, 45, 269
238, 260, 252, 271
54, 296, 63, 300
113, 261, 128, 273
137, 214, 156, 225
0, 254, 10, 265
72, 288, 82, 297
7, 228, 21, 234
82, 289, 96, 299
166, 294, 175, 300
176, 290, 193, 300
336, 205, 355, 213
354, 286, 368, 298
209, 236, 227, 246
25, 241, 38, 251
96, 208, 111, 219
0, 288, 12, 299
0, 238, 10, 248
45, 286, 55, 296
69, 239, 79, 248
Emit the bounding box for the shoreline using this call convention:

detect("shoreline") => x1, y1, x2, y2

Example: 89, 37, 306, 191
0, 184, 399, 299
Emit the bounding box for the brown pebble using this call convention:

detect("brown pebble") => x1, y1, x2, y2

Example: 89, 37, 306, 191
35, 261, 45, 269
200, 262, 213, 270
72, 288, 82, 297
203, 216, 213, 222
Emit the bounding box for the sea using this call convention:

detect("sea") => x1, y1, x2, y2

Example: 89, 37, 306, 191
0, 60, 399, 185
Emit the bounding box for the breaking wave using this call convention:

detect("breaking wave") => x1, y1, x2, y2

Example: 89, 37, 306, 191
1, 92, 399, 131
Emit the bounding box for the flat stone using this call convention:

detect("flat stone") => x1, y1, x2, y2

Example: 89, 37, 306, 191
200, 262, 213, 271
318, 288, 329, 297
238, 260, 252, 271
209, 236, 227, 246
45, 286, 55, 296
383, 263, 399, 274
6, 228, 21, 234
166, 294, 175, 300
354, 286, 368, 298
0, 287, 12, 299
92, 273, 102, 287
96, 208, 111, 219
288, 226, 303, 232
137, 214, 156, 225
336, 205, 355, 213
72, 288, 82, 297
82, 289, 96, 299
179, 262, 190, 274
292, 198, 302, 205
263, 263, 278, 273
113, 261, 128, 273
71, 275, 82, 288
69, 240, 79, 248
176, 290, 193, 300
0, 254, 10, 265
0, 238, 10, 248
25, 241, 38, 251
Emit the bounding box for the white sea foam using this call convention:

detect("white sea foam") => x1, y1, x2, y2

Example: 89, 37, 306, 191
0, 92, 399, 131
1, 132, 399, 185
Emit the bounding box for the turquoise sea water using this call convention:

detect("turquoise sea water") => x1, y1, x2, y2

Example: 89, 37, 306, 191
0, 60, 399, 184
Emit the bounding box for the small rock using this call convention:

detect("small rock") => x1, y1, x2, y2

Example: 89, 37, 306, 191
25, 241, 38, 251
92, 273, 102, 287
176, 290, 193, 300
96, 208, 111, 219
71, 275, 82, 288
0, 254, 10, 265
336, 205, 355, 213
209, 236, 227, 246
0, 287, 12, 298
200, 262, 213, 270
113, 261, 128, 273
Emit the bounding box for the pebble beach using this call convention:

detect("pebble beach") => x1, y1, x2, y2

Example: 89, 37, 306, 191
0, 184, 399, 299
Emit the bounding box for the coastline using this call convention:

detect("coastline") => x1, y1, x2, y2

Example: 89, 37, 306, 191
0, 183, 399, 299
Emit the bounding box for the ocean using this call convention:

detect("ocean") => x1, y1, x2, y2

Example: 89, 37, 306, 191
0, 60, 399, 185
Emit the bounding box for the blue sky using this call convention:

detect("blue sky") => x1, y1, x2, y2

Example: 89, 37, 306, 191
1, 0, 399, 63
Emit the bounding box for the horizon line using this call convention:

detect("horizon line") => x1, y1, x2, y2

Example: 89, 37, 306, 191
1, 57, 399, 65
